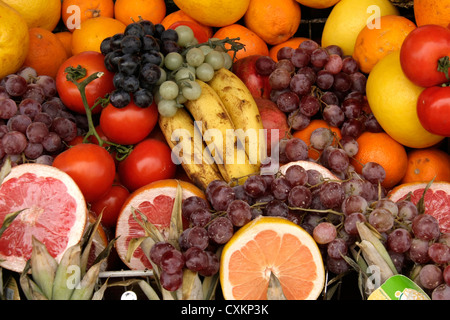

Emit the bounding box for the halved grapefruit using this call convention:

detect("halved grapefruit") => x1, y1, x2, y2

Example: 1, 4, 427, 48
388, 182, 450, 233
115, 179, 206, 270
220, 216, 325, 300
0, 163, 87, 273
279, 160, 341, 181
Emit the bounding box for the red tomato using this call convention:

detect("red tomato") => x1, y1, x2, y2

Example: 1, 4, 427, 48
52, 143, 116, 203
417, 86, 450, 137
99, 100, 158, 145
168, 20, 209, 44
56, 51, 115, 115
118, 139, 177, 192
90, 184, 130, 229
400, 25, 450, 88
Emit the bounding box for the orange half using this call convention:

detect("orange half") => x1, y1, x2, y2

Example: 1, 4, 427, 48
220, 216, 325, 300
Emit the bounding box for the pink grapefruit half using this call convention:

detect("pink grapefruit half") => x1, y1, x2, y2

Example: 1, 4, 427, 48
0, 163, 88, 273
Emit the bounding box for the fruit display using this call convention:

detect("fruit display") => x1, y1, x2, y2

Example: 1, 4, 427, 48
0, 0, 449, 304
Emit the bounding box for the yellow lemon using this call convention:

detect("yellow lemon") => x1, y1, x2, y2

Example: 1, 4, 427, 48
173, 0, 250, 27
321, 0, 398, 56
0, 1, 29, 79
366, 51, 445, 149
2, 0, 61, 31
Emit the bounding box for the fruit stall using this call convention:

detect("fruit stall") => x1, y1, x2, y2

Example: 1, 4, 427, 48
0, 0, 449, 306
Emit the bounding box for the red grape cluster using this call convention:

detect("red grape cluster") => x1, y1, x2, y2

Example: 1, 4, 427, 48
0, 67, 87, 166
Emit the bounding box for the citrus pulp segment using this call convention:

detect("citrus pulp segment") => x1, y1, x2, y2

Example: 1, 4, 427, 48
115, 179, 206, 270
0, 163, 87, 273
389, 182, 450, 234
220, 216, 325, 300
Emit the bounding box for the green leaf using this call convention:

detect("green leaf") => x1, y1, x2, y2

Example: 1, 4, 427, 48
0, 209, 24, 239
417, 178, 435, 214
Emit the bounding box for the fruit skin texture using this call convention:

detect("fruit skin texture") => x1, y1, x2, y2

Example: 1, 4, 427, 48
52, 143, 116, 203
366, 51, 445, 148
244, 0, 301, 46
321, 0, 399, 56
56, 51, 116, 115
232, 55, 272, 99
414, 0, 450, 28
2, 0, 61, 31
90, 184, 130, 229
353, 15, 416, 74
159, 107, 223, 191
0, 1, 29, 80
208, 67, 266, 168
402, 148, 450, 184
184, 80, 260, 183
62, 0, 114, 32
71, 17, 126, 55
351, 132, 408, 189
269, 37, 309, 62
416, 86, 450, 137
22, 28, 69, 79
173, 0, 250, 27
295, 0, 340, 8
99, 100, 159, 145
254, 97, 290, 157
400, 24, 450, 88
114, 0, 166, 25
118, 139, 177, 192
213, 24, 269, 62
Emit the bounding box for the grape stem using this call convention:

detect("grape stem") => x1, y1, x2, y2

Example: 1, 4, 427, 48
183, 37, 245, 61
64, 66, 133, 160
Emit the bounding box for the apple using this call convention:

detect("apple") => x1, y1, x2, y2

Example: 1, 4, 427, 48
232, 55, 272, 99
254, 97, 290, 156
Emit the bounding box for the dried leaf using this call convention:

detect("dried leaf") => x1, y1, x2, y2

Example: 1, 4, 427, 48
0, 209, 24, 238
202, 273, 220, 300
126, 237, 148, 264
132, 207, 165, 243
267, 272, 287, 300
417, 178, 435, 214
182, 269, 203, 300
169, 182, 183, 248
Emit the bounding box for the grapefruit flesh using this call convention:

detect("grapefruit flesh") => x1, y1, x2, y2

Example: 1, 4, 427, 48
389, 182, 450, 234
0, 164, 87, 273
115, 179, 205, 270
220, 216, 325, 300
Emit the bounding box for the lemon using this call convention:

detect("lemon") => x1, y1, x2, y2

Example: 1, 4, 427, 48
366, 51, 445, 149
0, 1, 29, 80
173, 0, 250, 27
2, 0, 61, 31
321, 0, 399, 56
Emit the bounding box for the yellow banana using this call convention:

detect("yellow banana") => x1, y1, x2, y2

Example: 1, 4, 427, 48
184, 80, 259, 184
159, 107, 224, 191
208, 67, 267, 168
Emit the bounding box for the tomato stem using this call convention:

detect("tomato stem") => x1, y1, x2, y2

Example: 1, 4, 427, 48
65, 68, 134, 160
437, 56, 450, 81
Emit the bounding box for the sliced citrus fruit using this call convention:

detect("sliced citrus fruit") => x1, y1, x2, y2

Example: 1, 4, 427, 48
220, 216, 325, 300
279, 160, 341, 181
0, 163, 87, 273
115, 179, 206, 270
388, 181, 450, 233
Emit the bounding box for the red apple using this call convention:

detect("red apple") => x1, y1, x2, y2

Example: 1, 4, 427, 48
232, 55, 272, 99
255, 97, 290, 156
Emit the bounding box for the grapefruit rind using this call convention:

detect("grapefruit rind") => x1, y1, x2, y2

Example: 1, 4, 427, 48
0, 163, 87, 273
220, 216, 325, 300
115, 179, 205, 270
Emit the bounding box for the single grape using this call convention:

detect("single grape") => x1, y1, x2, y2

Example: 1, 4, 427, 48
160, 270, 183, 291
341, 98, 362, 119
190, 208, 212, 227
271, 177, 291, 201
341, 195, 368, 216
175, 25, 194, 47
5, 74, 27, 96
181, 80, 202, 100
198, 250, 220, 277
344, 212, 366, 236
387, 228, 412, 253
205, 51, 224, 70
160, 249, 185, 274
310, 127, 334, 151
19, 98, 42, 120
315, 70, 334, 90
310, 48, 329, 68
396, 200, 418, 223
207, 216, 234, 244
164, 52, 184, 70
265, 199, 289, 217
375, 199, 399, 217
269, 68, 292, 90
276, 91, 299, 113
159, 80, 179, 100
291, 48, 310, 68
157, 99, 178, 117
432, 284, 450, 300
26, 121, 49, 143
255, 56, 276, 76
323, 54, 343, 74
110, 89, 131, 108
2, 131, 27, 154
412, 214, 441, 241
277, 47, 294, 60
419, 264, 443, 290
368, 208, 394, 233
0, 98, 18, 119
285, 165, 308, 187
186, 47, 205, 67
276, 59, 295, 73
428, 242, 450, 265
290, 73, 312, 96
23, 142, 43, 160
51, 117, 77, 142
362, 161, 386, 185
195, 62, 215, 82
319, 181, 345, 209
184, 226, 209, 250
444, 265, 450, 286
322, 104, 345, 127
182, 196, 209, 220
389, 251, 405, 273
333, 72, 352, 92
326, 256, 349, 274
341, 56, 359, 74
184, 246, 208, 272
41, 131, 62, 153
227, 199, 252, 227
409, 238, 430, 264
149, 241, 175, 266
284, 138, 308, 161
313, 222, 337, 244
243, 175, 266, 198
210, 184, 235, 212
288, 110, 311, 131
288, 185, 312, 208
327, 238, 348, 259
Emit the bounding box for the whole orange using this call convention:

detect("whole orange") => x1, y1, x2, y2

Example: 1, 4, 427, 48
244, 0, 301, 45
213, 24, 269, 62
62, 0, 114, 32
114, 0, 166, 25
71, 17, 126, 55
269, 37, 309, 62
161, 9, 213, 38
350, 132, 408, 189
353, 15, 416, 74
414, 0, 450, 28
23, 28, 68, 79
401, 148, 450, 184
54, 31, 73, 58
292, 119, 342, 160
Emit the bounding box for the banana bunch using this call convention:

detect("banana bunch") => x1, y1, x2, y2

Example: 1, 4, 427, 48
19, 216, 113, 300
159, 68, 266, 190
